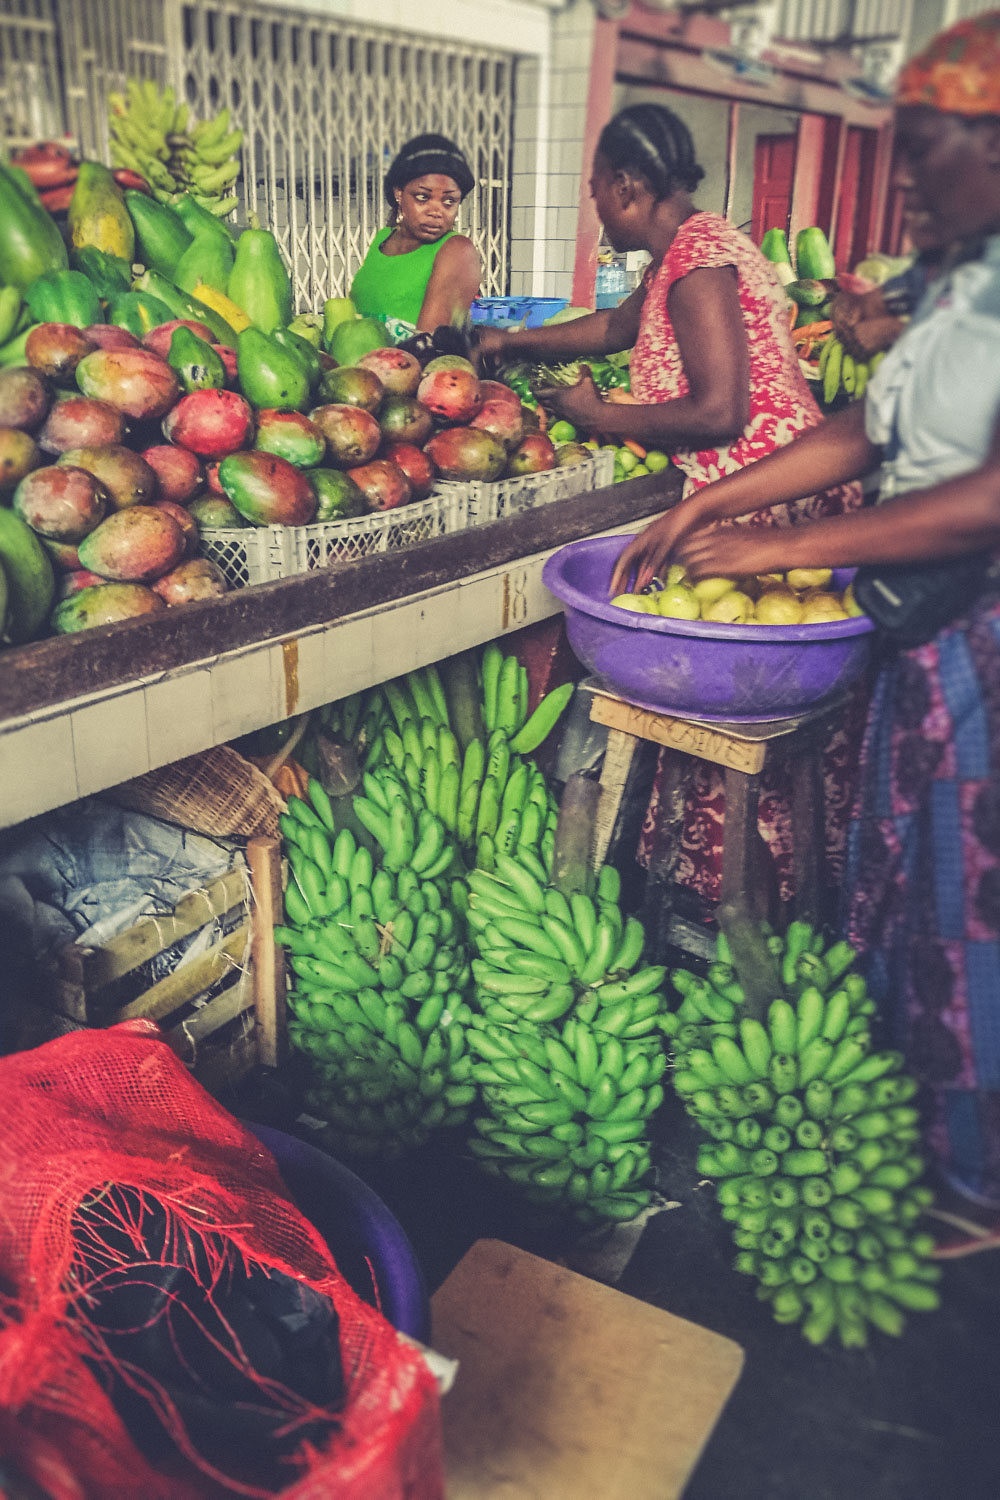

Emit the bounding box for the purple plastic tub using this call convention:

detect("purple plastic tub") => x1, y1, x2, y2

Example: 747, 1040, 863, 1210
542, 535, 875, 723
245, 1122, 430, 1342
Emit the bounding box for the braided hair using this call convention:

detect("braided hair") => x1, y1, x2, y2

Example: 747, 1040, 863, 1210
597, 104, 705, 199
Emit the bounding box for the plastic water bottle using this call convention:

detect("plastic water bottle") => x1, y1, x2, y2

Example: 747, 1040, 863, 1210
595, 258, 627, 309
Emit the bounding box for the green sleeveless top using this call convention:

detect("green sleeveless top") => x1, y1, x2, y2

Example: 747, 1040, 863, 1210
350, 227, 458, 331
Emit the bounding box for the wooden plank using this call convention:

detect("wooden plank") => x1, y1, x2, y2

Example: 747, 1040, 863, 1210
54, 941, 90, 1022
790, 741, 824, 928
0, 479, 676, 726
593, 727, 640, 869
719, 768, 770, 930
74, 868, 247, 993
187, 1025, 259, 1095
431, 1238, 744, 1500
112, 924, 249, 1024
247, 835, 287, 1068
641, 750, 694, 965
589, 695, 769, 775
165, 980, 252, 1052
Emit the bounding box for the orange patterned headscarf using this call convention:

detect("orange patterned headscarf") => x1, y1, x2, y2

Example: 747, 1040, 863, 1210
895, 9, 1000, 116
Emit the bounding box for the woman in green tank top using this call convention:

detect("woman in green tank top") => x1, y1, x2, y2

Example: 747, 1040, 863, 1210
350, 134, 482, 340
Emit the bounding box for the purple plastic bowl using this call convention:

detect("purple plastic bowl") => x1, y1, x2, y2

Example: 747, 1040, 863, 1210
245, 1122, 430, 1342
542, 535, 875, 723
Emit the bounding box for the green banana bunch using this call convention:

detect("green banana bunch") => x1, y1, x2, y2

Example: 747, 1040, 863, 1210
467, 1012, 665, 1223
664, 925, 941, 1348
311, 648, 570, 871
276, 775, 475, 1157
108, 78, 243, 216
818, 335, 883, 407
465, 859, 668, 1223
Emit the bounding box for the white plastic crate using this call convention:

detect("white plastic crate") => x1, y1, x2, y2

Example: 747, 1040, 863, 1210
200, 489, 466, 589
435, 447, 615, 526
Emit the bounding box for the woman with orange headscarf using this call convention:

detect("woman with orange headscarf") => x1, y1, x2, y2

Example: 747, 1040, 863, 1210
615, 11, 1000, 1242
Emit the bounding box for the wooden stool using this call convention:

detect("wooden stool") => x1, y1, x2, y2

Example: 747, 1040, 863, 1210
432, 1238, 743, 1500
587, 684, 844, 961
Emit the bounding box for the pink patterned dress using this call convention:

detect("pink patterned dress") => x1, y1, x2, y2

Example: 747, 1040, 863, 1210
632, 211, 863, 902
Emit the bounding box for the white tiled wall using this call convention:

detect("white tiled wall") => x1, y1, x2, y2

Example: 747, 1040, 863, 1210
508, 0, 595, 301
0, 508, 647, 831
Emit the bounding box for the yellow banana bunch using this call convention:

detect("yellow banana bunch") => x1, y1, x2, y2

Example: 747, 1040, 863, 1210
107, 78, 243, 217
818, 335, 884, 407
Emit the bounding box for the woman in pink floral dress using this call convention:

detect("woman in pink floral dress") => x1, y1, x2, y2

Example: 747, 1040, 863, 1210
479, 103, 861, 903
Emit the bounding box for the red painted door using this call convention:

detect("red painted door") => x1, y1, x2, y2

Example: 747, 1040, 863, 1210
752, 134, 796, 243
834, 126, 879, 270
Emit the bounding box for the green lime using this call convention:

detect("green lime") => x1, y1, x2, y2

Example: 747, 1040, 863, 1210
645, 450, 670, 473
548, 419, 577, 445
630, 463, 650, 477
616, 448, 638, 474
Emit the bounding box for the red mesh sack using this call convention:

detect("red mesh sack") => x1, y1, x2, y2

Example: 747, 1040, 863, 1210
0, 1021, 444, 1499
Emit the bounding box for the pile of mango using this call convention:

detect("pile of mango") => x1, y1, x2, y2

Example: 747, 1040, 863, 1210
611, 566, 864, 626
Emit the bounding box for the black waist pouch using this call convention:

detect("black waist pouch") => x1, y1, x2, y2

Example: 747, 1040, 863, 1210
852, 555, 993, 648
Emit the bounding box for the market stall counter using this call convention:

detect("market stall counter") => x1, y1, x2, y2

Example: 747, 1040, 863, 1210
0, 474, 676, 831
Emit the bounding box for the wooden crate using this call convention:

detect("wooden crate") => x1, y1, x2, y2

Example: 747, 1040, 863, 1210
50, 837, 287, 1094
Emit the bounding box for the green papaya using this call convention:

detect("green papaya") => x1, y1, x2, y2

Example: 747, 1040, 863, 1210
236, 326, 310, 412
0, 325, 39, 368
71, 246, 132, 300
760, 227, 792, 267
132, 270, 237, 345
124, 192, 193, 278
107, 289, 176, 338
24, 269, 103, 329
328, 316, 390, 365
67, 161, 135, 266
321, 295, 359, 352
288, 312, 323, 348
227, 221, 293, 334
6, 166, 44, 208
794, 227, 836, 282
172, 192, 237, 244
174, 230, 234, 296
0, 163, 69, 290
786, 279, 830, 309
0, 506, 55, 644
271, 326, 321, 391
167, 325, 226, 393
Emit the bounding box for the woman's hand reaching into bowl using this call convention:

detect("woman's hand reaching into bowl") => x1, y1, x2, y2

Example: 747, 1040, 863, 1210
609, 504, 701, 596
675, 523, 787, 582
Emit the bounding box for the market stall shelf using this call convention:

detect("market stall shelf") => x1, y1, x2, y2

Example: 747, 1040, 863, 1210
0, 476, 675, 830
201, 489, 467, 589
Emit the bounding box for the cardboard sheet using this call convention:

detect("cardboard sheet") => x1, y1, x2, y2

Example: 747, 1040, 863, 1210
431, 1238, 744, 1500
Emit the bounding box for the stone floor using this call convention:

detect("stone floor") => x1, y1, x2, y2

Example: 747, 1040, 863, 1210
244, 1069, 1000, 1500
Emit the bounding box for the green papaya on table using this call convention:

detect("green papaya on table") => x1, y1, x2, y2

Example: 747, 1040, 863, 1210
227, 219, 292, 334
236, 326, 310, 412
167, 325, 226, 393
174, 229, 234, 296
0, 163, 68, 291
124, 191, 192, 278
25, 269, 103, 329
107, 289, 176, 338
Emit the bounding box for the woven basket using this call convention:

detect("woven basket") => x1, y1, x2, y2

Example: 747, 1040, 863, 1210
106, 745, 285, 839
